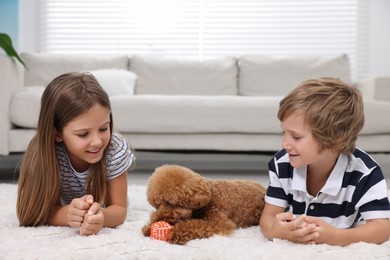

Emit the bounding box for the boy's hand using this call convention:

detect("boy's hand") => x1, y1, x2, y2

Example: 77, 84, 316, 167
67, 195, 94, 227
305, 216, 338, 245
79, 202, 104, 236
273, 212, 319, 244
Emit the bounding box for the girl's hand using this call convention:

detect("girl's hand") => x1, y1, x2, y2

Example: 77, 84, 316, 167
79, 202, 104, 236
67, 195, 94, 227
272, 212, 319, 244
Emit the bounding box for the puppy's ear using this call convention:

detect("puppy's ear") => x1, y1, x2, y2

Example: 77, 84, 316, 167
187, 180, 212, 208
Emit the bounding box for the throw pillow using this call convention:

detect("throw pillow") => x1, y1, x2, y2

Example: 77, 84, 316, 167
90, 69, 137, 96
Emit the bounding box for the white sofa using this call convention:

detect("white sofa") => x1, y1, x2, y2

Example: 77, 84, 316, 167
1, 53, 390, 156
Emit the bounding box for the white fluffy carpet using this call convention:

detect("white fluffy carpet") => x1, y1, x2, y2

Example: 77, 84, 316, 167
1, 183, 390, 260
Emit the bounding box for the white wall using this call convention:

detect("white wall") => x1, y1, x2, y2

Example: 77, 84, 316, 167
17, 0, 390, 79
18, 0, 37, 53
370, 0, 390, 78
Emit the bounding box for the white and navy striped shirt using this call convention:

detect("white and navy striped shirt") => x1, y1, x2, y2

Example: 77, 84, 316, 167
265, 148, 390, 228
56, 132, 135, 205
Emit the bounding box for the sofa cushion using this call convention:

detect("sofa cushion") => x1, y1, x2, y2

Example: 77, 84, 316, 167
361, 99, 390, 134
90, 69, 137, 96
110, 96, 390, 135
9, 87, 43, 128
9, 91, 390, 136
357, 77, 390, 102
238, 54, 350, 96
21, 53, 129, 87
111, 95, 281, 133
130, 55, 238, 95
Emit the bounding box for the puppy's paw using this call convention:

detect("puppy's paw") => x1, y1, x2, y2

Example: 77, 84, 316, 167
142, 223, 152, 237
168, 230, 187, 245
167, 222, 191, 245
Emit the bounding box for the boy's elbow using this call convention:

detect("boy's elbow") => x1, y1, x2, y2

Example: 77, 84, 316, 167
259, 214, 273, 240
378, 219, 390, 244
364, 218, 390, 244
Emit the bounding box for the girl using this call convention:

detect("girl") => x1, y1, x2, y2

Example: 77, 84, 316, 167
260, 78, 390, 245
17, 72, 135, 236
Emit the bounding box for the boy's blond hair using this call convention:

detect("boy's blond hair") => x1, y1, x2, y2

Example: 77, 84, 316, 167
278, 77, 365, 154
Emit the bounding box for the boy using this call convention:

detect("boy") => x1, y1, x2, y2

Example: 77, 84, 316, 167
260, 78, 390, 245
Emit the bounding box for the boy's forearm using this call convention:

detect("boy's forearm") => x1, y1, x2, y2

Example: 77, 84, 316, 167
259, 214, 274, 240
325, 219, 390, 246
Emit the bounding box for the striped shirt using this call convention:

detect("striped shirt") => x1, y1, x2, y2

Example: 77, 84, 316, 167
265, 148, 390, 228
56, 132, 135, 205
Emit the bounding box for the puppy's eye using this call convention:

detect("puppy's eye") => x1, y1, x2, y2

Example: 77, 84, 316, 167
163, 201, 176, 208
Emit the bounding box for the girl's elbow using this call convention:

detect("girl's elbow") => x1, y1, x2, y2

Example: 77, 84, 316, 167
116, 207, 127, 226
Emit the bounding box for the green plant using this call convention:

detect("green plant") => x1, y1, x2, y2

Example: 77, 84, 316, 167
0, 33, 26, 68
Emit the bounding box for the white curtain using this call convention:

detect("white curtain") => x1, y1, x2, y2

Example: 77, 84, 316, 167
37, 0, 370, 80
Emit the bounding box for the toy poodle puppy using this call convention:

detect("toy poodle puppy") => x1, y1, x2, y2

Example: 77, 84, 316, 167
142, 164, 266, 245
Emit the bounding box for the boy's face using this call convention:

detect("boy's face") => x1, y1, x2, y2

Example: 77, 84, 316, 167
280, 113, 327, 169
55, 104, 111, 172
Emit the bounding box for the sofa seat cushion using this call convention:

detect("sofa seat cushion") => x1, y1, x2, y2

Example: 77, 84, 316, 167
131, 55, 238, 95
10, 91, 390, 136
10, 91, 281, 133
111, 95, 281, 133
238, 54, 350, 96
21, 53, 129, 87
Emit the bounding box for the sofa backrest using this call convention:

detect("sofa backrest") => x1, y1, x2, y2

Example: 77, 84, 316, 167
19, 53, 350, 98
238, 54, 350, 96
21, 53, 129, 87
130, 55, 238, 95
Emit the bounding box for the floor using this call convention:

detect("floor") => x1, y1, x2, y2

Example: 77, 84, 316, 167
2, 150, 390, 187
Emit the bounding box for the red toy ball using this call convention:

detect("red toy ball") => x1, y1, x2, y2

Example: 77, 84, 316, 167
150, 221, 173, 241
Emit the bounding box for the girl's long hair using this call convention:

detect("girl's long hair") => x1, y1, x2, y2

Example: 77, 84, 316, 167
17, 72, 113, 226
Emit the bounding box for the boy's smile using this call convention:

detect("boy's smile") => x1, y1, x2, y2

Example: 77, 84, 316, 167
281, 112, 338, 176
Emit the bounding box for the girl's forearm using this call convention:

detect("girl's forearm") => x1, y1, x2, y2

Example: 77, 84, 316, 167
47, 204, 127, 228
46, 205, 70, 226
101, 205, 127, 228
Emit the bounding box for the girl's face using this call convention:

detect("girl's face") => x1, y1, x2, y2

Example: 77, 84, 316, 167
56, 104, 111, 172
280, 112, 334, 169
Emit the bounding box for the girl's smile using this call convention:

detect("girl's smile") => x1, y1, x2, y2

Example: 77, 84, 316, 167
86, 146, 103, 157
55, 104, 111, 172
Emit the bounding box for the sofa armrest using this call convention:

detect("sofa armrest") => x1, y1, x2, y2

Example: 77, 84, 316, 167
0, 55, 24, 155
355, 77, 390, 102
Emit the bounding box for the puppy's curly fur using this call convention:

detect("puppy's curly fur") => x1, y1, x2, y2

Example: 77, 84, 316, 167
142, 164, 266, 245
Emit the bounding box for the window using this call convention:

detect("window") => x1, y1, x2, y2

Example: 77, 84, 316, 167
38, 0, 370, 80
